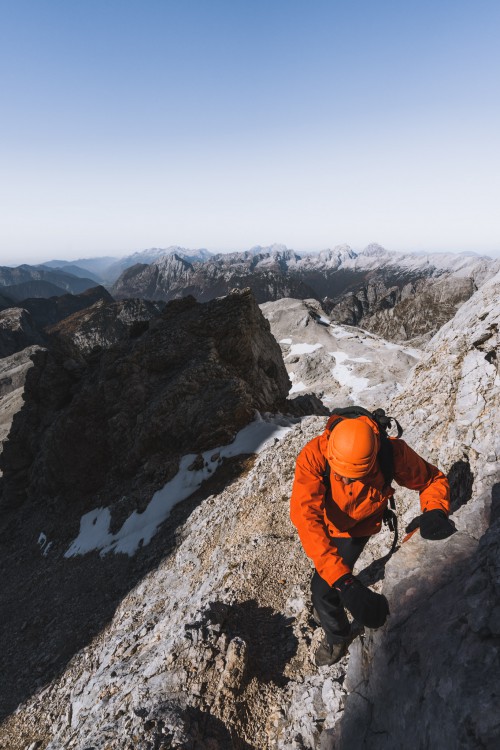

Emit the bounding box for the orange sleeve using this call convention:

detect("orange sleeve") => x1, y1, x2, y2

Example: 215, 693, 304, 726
391, 439, 450, 514
290, 440, 351, 586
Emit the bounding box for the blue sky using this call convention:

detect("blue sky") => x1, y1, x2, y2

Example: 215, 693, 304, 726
1, 0, 499, 264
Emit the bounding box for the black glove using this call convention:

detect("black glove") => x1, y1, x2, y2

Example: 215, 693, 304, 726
334, 574, 389, 629
411, 509, 456, 540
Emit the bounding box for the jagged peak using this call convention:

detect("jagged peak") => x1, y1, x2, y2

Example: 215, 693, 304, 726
127, 246, 212, 264
317, 244, 357, 263
360, 243, 389, 257
153, 252, 194, 271
248, 243, 290, 256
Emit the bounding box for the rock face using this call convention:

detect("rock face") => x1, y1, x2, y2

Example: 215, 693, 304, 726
111, 246, 500, 343
331, 274, 476, 346
0, 289, 297, 750
0, 289, 291, 521
46, 297, 165, 356
333, 270, 500, 749
0, 346, 43, 460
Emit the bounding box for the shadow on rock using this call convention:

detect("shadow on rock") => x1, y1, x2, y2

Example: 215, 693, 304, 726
0, 454, 255, 725
200, 600, 298, 688
448, 458, 474, 513
489, 482, 500, 524
356, 524, 399, 588
334, 483, 500, 750
184, 706, 255, 750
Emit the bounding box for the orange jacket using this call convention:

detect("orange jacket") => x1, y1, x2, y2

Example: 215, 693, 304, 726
290, 415, 450, 586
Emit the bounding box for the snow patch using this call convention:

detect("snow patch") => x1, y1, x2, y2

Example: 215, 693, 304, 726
289, 381, 307, 394
289, 343, 323, 356
279, 338, 292, 344
38, 532, 53, 556
65, 413, 296, 558
330, 351, 370, 402
328, 325, 355, 340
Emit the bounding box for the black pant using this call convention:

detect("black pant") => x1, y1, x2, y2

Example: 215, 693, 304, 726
311, 536, 369, 645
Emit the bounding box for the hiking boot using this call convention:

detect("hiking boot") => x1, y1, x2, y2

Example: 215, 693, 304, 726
312, 607, 365, 639
314, 636, 347, 667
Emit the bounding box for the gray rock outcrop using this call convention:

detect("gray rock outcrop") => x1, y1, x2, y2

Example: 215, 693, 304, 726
0, 288, 290, 523
333, 269, 500, 749
46, 296, 165, 356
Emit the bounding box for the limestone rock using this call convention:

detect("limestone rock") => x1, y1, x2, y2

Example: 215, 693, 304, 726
332, 269, 500, 749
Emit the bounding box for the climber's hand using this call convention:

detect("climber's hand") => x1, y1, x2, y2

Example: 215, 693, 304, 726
419, 509, 456, 540
334, 574, 389, 629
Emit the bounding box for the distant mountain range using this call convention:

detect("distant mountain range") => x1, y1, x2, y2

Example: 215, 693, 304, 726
0, 264, 99, 303
38, 247, 215, 284
2, 244, 498, 344
107, 243, 500, 343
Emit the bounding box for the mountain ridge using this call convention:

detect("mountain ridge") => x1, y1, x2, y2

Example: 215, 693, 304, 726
109, 245, 500, 343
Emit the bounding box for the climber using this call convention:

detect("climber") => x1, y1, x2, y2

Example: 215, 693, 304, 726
290, 411, 454, 667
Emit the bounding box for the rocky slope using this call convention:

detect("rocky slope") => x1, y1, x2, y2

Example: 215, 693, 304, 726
20, 285, 114, 330
0, 287, 163, 365
111, 245, 500, 343
333, 269, 500, 749
260, 297, 421, 410
355, 275, 475, 346
46, 297, 165, 356
0, 289, 300, 746
0, 278, 498, 748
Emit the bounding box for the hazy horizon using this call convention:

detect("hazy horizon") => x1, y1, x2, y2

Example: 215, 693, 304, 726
2, 1, 499, 264
1, 242, 499, 269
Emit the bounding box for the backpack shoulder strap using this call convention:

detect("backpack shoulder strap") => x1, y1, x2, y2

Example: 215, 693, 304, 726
378, 433, 395, 488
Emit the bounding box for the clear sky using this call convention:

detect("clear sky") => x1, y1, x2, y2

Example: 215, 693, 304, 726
1, 0, 499, 265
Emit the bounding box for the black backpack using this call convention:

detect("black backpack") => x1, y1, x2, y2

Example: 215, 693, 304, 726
322, 406, 404, 550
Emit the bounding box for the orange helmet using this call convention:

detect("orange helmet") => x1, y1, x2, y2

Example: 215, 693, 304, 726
326, 418, 378, 478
